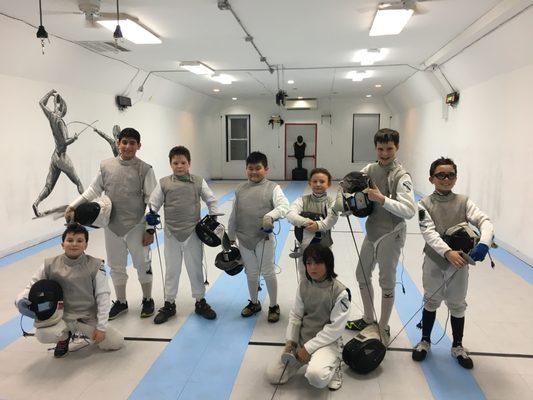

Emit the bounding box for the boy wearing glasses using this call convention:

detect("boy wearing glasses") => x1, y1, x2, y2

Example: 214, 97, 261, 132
413, 157, 493, 369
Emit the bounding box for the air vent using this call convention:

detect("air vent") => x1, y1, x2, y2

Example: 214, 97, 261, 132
285, 98, 318, 110
75, 41, 130, 53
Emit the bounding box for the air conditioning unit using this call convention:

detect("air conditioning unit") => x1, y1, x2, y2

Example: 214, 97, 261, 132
285, 98, 318, 110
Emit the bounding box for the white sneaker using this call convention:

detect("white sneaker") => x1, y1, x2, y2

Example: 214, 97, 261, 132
328, 363, 343, 391
379, 325, 391, 346
451, 345, 474, 369
412, 340, 431, 362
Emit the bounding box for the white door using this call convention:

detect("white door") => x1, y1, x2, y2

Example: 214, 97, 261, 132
222, 115, 250, 179
352, 114, 380, 162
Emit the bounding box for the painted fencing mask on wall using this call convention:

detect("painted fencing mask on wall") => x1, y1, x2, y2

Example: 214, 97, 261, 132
28, 279, 63, 328
338, 171, 374, 217
74, 195, 112, 228
443, 222, 480, 253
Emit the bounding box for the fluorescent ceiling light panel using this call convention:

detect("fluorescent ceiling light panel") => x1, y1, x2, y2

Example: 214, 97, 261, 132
232, 97, 237, 100
180, 61, 215, 75
346, 70, 373, 82
369, 6, 413, 36
213, 88, 220, 92
353, 48, 387, 66
210, 74, 234, 85
97, 19, 161, 44
287, 80, 295, 84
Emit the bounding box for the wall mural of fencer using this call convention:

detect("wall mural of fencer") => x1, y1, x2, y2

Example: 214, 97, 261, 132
32, 89, 121, 218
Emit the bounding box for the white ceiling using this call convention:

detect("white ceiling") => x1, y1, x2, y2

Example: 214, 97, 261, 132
1, 0, 502, 99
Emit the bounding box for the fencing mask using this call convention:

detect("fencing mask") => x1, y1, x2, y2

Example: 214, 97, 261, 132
343, 325, 386, 374
74, 195, 112, 228
443, 222, 480, 254
195, 215, 227, 247
215, 246, 244, 276
337, 171, 374, 217
28, 279, 64, 328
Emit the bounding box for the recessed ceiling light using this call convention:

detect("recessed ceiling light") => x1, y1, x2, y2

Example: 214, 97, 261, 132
353, 48, 387, 66
366, 94, 372, 98
287, 80, 295, 84
213, 88, 220, 92
297, 96, 303, 99
97, 19, 162, 44
375, 84, 382, 88
210, 74, 235, 85
232, 97, 237, 100
346, 70, 374, 82
179, 61, 214, 75
369, 4, 414, 36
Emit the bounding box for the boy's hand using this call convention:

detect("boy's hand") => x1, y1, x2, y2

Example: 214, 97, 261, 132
283, 340, 297, 354
304, 220, 319, 233
262, 215, 274, 231
470, 243, 489, 262
64, 206, 75, 223
296, 346, 311, 364
92, 329, 106, 344
365, 183, 386, 205
143, 231, 154, 246
445, 250, 467, 268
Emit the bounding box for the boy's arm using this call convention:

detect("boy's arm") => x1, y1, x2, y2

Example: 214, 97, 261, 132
266, 185, 290, 220
286, 197, 308, 226
316, 201, 339, 231
93, 264, 111, 332
466, 199, 494, 246
147, 182, 164, 213
303, 290, 351, 354
286, 287, 304, 344
382, 174, 417, 219
15, 264, 48, 317
69, 171, 105, 208
200, 179, 219, 215
143, 167, 158, 205
418, 202, 451, 257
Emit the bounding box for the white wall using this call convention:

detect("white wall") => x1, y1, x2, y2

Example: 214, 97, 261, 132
212, 98, 393, 180
385, 7, 533, 263
0, 16, 219, 257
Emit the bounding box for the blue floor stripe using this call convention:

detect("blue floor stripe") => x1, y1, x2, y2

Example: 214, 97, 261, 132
0, 189, 236, 353
355, 217, 485, 400
130, 181, 306, 400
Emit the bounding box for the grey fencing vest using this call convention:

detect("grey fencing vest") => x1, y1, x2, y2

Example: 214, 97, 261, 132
365, 161, 408, 242
420, 192, 468, 269
44, 254, 103, 321
160, 174, 203, 242
234, 179, 276, 250
100, 157, 151, 237
302, 194, 333, 247
299, 278, 347, 346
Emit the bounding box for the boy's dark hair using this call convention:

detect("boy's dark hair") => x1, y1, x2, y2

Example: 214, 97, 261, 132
117, 127, 141, 143
303, 244, 337, 281
246, 151, 268, 168
62, 223, 89, 242
168, 146, 191, 163
309, 168, 332, 184
429, 157, 457, 176
374, 128, 400, 146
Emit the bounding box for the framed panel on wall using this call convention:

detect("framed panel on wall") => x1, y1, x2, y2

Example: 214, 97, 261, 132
352, 113, 380, 163
226, 114, 251, 162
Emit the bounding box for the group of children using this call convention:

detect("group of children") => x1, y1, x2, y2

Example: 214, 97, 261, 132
15, 126, 494, 392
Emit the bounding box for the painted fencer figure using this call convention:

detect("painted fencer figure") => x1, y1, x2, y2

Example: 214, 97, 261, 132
147, 146, 219, 324
32, 89, 84, 217
266, 244, 350, 390
413, 157, 494, 369
15, 224, 124, 358
344, 129, 416, 344
287, 168, 338, 281
65, 128, 157, 320
228, 151, 289, 322
94, 124, 120, 157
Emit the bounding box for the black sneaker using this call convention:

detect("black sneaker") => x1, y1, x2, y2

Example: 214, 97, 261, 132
412, 340, 431, 362
154, 301, 176, 324
109, 300, 128, 320
451, 345, 474, 369
141, 298, 155, 318
345, 318, 371, 331
54, 331, 72, 358
195, 299, 217, 320
267, 305, 280, 323
241, 300, 261, 317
